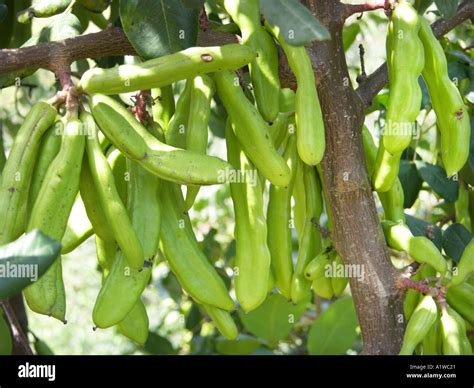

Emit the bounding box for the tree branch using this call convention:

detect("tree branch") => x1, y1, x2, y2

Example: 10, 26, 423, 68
0, 298, 33, 355
0, 27, 239, 80
356, 0, 474, 107
0, 27, 136, 77
343, 1, 391, 19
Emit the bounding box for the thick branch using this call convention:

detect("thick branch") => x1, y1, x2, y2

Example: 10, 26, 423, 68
357, 0, 474, 107
0, 27, 136, 77
305, 0, 404, 355
0, 27, 238, 80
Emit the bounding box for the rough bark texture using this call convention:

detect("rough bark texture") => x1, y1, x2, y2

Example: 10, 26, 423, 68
303, 0, 404, 354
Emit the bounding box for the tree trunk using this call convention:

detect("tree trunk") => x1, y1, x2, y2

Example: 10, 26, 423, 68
305, 0, 404, 354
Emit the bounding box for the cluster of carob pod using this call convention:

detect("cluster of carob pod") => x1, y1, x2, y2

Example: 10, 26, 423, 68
366, 1, 473, 355
0, 0, 472, 352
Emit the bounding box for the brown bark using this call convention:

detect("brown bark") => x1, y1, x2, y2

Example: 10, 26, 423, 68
303, 0, 404, 354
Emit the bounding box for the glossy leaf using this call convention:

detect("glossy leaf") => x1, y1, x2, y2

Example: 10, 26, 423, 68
442, 223, 473, 263
120, 0, 199, 59
0, 230, 61, 300
307, 297, 358, 355
415, 161, 459, 202
238, 293, 308, 347
405, 215, 443, 250
260, 0, 329, 46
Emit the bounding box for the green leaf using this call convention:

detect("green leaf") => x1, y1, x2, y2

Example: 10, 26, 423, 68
442, 223, 473, 263
343, 22, 360, 51
415, 161, 459, 202
434, 0, 459, 18
405, 215, 443, 250
307, 297, 358, 355
0, 310, 12, 355
238, 293, 308, 347
33, 338, 55, 355
260, 0, 330, 46
399, 160, 423, 208
180, 0, 203, 9
0, 230, 61, 300
49, 13, 82, 41
214, 334, 262, 355
120, 0, 199, 59
144, 332, 177, 354
415, 0, 434, 15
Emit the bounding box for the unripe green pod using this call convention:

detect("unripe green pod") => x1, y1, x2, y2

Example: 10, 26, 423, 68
0, 311, 13, 355
151, 85, 175, 131
399, 295, 437, 355
267, 22, 325, 166
166, 79, 192, 149
184, 75, 215, 210
226, 121, 270, 311
214, 70, 290, 187
419, 18, 470, 177
83, 111, 145, 271
219, 0, 280, 122
160, 182, 235, 311
446, 283, 474, 326
421, 315, 441, 355
95, 236, 116, 280
106, 147, 128, 205
90, 94, 233, 186
79, 45, 256, 95
27, 121, 62, 219
292, 156, 306, 242
268, 88, 296, 149
78, 0, 109, 13
440, 305, 465, 355
17, 0, 72, 23
381, 221, 447, 275
24, 117, 85, 318
92, 250, 152, 328
382, 1, 424, 155
61, 194, 94, 254
291, 165, 323, 303
446, 306, 472, 355
331, 253, 349, 297
49, 257, 66, 322
79, 158, 115, 242
372, 140, 403, 193
267, 134, 298, 300
450, 240, 474, 286
378, 179, 406, 224
304, 250, 331, 281
203, 305, 238, 340
311, 276, 334, 300
454, 184, 472, 232
117, 300, 149, 345
0, 101, 57, 244
361, 126, 405, 223
126, 159, 161, 260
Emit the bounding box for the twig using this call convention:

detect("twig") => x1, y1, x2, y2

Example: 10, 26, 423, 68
0, 300, 33, 355
343, 1, 391, 18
